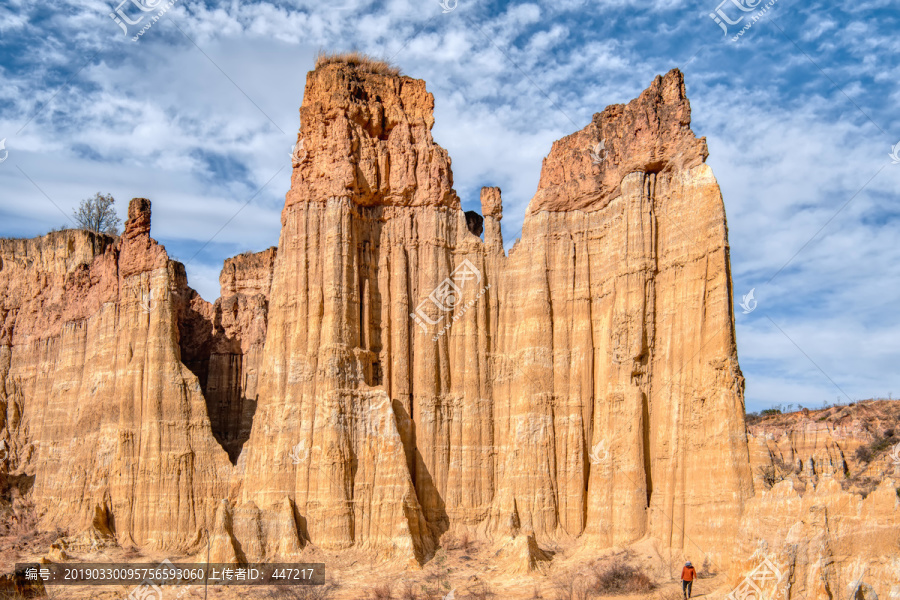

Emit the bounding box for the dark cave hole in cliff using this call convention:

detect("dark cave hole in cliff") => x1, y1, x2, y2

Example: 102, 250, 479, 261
465, 210, 484, 239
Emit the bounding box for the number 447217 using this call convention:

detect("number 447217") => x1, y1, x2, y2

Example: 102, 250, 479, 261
272, 568, 314, 580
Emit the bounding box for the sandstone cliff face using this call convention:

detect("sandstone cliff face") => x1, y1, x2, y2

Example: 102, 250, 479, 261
748, 400, 900, 486
0, 201, 232, 550
488, 72, 751, 560
734, 476, 899, 599
239, 62, 464, 563
528, 72, 707, 215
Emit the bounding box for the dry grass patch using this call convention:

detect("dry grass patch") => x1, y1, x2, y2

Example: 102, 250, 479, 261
461, 581, 495, 600
315, 51, 401, 76
551, 572, 591, 600
368, 582, 394, 599
394, 579, 447, 600
589, 558, 655, 595
654, 588, 686, 600
262, 580, 339, 599
441, 530, 473, 553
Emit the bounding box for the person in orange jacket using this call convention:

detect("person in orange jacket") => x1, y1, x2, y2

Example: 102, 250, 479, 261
681, 561, 696, 598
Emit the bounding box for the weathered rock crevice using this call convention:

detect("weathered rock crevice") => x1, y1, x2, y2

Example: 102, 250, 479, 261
174, 248, 275, 464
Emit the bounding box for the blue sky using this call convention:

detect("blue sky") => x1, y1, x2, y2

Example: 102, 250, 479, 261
1, 0, 898, 412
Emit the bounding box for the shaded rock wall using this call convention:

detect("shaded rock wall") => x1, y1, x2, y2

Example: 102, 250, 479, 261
187, 248, 276, 463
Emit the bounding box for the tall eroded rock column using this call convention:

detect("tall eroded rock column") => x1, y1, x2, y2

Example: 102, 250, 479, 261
493, 70, 753, 561
239, 61, 483, 561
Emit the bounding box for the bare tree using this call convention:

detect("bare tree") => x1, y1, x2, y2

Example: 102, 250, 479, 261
73, 192, 121, 235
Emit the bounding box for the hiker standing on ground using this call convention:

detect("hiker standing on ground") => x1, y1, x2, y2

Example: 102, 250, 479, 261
681, 561, 696, 599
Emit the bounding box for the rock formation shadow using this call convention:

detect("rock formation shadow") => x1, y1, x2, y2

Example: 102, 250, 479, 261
177, 287, 258, 464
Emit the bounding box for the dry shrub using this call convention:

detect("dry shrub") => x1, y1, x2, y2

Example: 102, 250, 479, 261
314, 51, 401, 76
398, 580, 419, 600
590, 559, 655, 595
421, 551, 450, 599
442, 531, 472, 552
463, 581, 495, 600
263, 581, 338, 599
850, 477, 880, 499
457, 531, 471, 552
0, 501, 38, 539
396, 580, 447, 600
757, 456, 792, 489
552, 572, 591, 600
421, 585, 448, 600
369, 582, 394, 600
